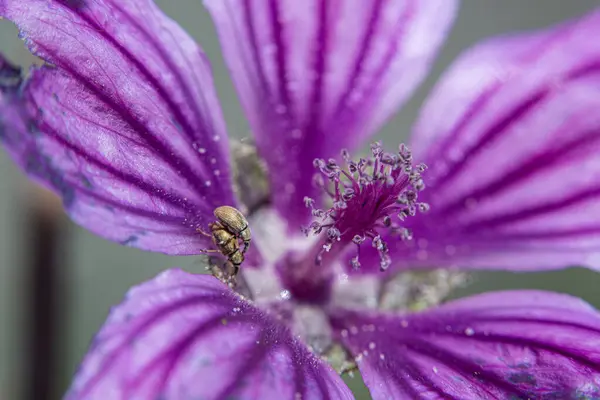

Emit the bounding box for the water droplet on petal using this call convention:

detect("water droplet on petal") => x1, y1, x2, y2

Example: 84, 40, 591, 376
465, 327, 475, 336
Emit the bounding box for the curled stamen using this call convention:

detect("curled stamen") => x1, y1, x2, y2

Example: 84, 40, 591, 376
333, 200, 347, 210
304, 196, 315, 208
312, 209, 325, 218
342, 188, 355, 202
418, 203, 430, 213
305, 142, 428, 271
327, 227, 341, 241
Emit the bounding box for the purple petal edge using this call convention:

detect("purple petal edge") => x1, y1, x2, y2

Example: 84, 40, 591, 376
0, 0, 237, 254
330, 290, 600, 400
68, 269, 353, 400
205, 0, 458, 228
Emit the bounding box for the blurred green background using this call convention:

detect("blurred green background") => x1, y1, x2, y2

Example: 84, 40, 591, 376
1, 1, 600, 399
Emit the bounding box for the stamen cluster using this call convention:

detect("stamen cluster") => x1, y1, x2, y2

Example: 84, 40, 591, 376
303, 142, 428, 271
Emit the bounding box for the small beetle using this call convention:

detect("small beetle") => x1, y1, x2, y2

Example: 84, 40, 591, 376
197, 206, 251, 283
213, 206, 251, 255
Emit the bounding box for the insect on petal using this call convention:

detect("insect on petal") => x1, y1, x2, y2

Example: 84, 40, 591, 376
0, 0, 236, 254
205, 0, 458, 228
67, 269, 353, 400
330, 290, 600, 399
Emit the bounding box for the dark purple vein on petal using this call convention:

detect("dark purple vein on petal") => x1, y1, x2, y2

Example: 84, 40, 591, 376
477, 226, 600, 242
216, 331, 273, 399
433, 89, 549, 193
303, 0, 328, 151
269, 0, 292, 120
344, 1, 415, 124
404, 338, 523, 396
460, 185, 600, 232
330, 0, 383, 120
33, 119, 198, 213
400, 355, 454, 399
431, 61, 600, 194
127, 314, 253, 398
75, 8, 208, 142
442, 332, 600, 372
77, 295, 231, 397
31, 40, 211, 196
436, 128, 600, 217
568, 60, 600, 80
422, 21, 577, 181
383, 360, 427, 399
222, 1, 265, 108
423, 83, 501, 172
243, 0, 272, 101
405, 319, 600, 371
108, 3, 221, 161
69, 188, 187, 225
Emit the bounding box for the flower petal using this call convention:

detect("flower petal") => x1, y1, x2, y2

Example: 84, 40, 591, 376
0, 0, 235, 254
330, 290, 600, 399
205, 0, 457, 227
358, 8, 600, 273
68, 269, 353, 400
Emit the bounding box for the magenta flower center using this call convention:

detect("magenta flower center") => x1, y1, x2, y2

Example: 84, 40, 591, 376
278, 142, 428, 304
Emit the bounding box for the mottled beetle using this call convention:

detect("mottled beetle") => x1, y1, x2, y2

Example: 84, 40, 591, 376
213, 206, 251, 255
198, 206, 252, 282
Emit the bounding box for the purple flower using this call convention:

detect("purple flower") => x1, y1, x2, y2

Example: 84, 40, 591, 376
2, 0, 600, 398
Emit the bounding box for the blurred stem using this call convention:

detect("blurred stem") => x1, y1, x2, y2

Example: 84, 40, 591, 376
22, 187, 66, 400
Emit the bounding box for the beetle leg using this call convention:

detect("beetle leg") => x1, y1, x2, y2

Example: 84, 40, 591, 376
197, 248, 221, 254
196, 227, 213, 238
222, 261, 239, 288
241, 240, 251, 255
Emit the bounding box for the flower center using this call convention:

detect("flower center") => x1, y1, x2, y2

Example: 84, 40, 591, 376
305, 141, 427, 271
279, 142, 428, 304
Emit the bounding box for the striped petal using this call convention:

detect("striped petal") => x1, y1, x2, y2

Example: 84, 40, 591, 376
330, 291, 600, 399
205, 0, 457, 228
68, 269, 353, 400
355, 8, 600, 273
0, 0, 235, 254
